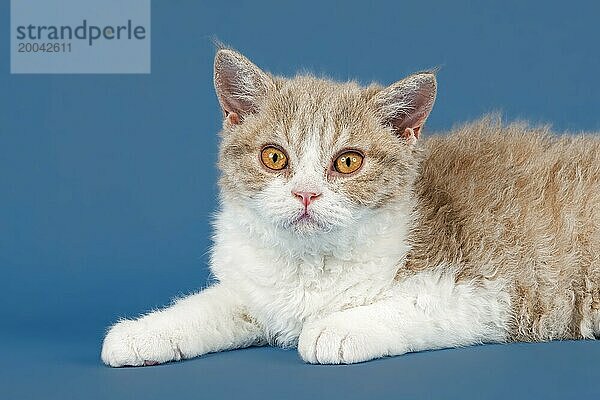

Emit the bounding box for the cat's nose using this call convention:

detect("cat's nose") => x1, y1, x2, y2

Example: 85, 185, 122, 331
292, 190, 322, 207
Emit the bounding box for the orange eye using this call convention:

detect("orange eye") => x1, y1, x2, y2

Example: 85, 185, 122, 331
261, 146, 288, 170
334, 151, 363, 174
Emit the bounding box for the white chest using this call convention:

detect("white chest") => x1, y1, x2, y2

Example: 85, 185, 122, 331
210, 204, 411, 345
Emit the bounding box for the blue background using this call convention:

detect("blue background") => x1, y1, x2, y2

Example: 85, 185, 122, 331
1, 0, 599, 398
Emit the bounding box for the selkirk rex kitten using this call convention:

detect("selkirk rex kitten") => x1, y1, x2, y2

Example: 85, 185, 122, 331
101, 49, 600, 366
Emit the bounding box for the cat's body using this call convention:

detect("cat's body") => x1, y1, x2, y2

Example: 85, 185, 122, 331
101, 50, 599, 367
409, 119, 600, 342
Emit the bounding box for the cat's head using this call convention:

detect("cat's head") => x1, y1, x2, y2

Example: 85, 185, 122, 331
214, 49, 436, 237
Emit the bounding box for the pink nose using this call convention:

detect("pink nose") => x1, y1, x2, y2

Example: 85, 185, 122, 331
292, 190, 321, 207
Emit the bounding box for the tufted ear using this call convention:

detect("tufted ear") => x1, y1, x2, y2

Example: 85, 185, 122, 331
370, 72, 437, 143
214, 49, 275, 125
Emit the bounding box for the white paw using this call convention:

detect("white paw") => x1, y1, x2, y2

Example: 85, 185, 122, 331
297, 317, 387, 364
101, 319, 183, 367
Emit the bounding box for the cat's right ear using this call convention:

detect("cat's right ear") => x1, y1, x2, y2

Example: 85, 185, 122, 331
214, 49, 275, 125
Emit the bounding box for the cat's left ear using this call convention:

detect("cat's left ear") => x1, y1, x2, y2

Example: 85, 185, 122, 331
369, 72, 437, 143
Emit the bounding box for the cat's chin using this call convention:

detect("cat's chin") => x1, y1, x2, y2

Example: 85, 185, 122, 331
286, 213, 330, 236
290, 220, 322, 234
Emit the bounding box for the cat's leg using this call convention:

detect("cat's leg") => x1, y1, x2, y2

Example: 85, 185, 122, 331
298, 270, 511, 364
101, 284, 263, 367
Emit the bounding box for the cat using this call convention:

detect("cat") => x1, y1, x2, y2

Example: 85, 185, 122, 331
101, 48, 600, 366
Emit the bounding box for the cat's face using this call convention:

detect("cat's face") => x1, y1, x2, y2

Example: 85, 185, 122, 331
214, 49, 436, 237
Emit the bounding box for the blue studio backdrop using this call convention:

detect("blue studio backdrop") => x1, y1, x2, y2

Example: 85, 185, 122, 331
1, 1, 599, 399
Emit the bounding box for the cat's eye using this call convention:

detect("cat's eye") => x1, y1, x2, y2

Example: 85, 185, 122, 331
334, 151, 363, 174
261, 146, 288, 170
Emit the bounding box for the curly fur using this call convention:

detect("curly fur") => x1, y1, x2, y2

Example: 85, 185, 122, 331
101, 49, 599, 367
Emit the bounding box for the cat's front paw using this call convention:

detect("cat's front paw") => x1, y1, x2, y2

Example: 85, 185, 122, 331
297, 317, 387, 365
101, 319, 183, 367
